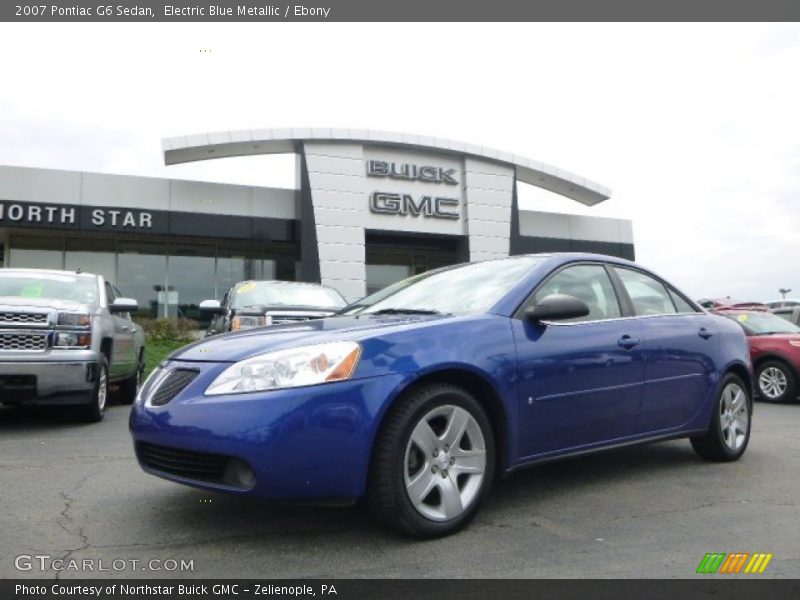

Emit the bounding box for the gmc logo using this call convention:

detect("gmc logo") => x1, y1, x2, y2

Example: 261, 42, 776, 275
369, 192, 459, 220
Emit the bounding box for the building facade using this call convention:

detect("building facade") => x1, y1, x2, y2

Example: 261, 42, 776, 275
0, 129, 633, 319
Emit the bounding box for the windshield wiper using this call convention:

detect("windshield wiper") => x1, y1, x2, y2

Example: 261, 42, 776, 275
370, 308, 445, 315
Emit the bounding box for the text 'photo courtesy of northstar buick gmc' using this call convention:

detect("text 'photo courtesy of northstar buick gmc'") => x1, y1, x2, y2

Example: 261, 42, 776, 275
130, 254, 753, 537
0, 269, 145, 422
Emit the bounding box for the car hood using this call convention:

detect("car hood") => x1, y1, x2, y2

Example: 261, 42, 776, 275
751, 333, 800, 343
174, 313, 453, 363
0, 296, 92, 313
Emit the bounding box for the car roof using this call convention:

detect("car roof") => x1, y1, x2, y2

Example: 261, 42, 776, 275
0, 268, 98, 279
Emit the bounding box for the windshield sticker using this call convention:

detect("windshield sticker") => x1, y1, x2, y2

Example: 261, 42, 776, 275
738, 314, 749, 323
20, 282, 45, 298
237, 282, 257, 294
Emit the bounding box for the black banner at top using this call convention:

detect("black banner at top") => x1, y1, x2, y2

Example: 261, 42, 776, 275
3, 0, 800, 22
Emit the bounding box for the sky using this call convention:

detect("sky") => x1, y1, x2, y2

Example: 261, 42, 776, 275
0, 22, 798, 302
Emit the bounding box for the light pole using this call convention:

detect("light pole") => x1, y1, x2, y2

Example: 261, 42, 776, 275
779, 288, 792, 300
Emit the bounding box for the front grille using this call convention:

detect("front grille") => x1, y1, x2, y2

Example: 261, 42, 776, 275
137, 442, 230, 485
0, 312, 49, 326
149, 368, 199, 406
0, 332, 48, 352
271, 315, 313, 324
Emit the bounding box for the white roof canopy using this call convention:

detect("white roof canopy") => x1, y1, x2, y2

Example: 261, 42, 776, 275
163, 128, 610, 206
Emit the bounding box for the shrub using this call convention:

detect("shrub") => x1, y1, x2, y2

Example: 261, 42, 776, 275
135, 317, 199, 343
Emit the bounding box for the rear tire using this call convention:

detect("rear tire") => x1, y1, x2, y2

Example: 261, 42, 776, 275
367, 383, 495, 538
756, 360, 797, 403
118, 351, 144, 405
77, 358, 108, 423
691, 373, 751, 461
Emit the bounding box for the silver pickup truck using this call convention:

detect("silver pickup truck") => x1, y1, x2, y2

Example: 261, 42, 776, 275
0, 269, 145, 422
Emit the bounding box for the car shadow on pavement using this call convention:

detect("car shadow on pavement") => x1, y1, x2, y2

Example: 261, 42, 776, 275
0, 404, 91, 428
130, 440, 703, 548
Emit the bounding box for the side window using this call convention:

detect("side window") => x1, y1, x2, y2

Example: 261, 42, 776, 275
104, 282, 116, 305
615, 268, 677, 316
533, 264, 622, 323
668, 288, 698, 313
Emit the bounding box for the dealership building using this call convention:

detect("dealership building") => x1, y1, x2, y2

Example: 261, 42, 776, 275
0, 128, 633, 319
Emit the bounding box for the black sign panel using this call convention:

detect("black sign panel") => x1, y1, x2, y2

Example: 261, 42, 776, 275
0, 200, 295, 242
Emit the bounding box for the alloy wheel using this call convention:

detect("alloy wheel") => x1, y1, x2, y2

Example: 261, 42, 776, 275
759, 366, 788, 400
719, 382, 748, 451
403, 404, 486, 521
97, 367, 108, 412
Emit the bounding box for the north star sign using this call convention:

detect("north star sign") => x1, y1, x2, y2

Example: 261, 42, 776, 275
366, 160, 461, 220
0, 201, 153, 229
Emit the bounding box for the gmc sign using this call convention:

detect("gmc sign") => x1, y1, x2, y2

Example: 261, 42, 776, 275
369, 192, 459, 220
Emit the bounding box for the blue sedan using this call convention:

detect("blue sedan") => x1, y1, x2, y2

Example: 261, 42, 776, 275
130, 253, 753, 537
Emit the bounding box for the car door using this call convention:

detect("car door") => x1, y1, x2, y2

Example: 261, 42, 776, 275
512, 263, 645, 458
105, 282, 135, 378
610, 267, 719, 433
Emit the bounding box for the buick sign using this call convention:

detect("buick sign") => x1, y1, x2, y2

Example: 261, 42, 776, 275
366, 160, 459, 185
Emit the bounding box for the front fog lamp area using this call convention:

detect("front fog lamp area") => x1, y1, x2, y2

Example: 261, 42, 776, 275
205, 341, 362, 396
54, 332, 91, 348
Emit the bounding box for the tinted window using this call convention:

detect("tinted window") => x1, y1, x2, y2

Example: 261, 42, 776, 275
668, 288, 698, 313
533, 264, 622, 322
615, 268, 677, 316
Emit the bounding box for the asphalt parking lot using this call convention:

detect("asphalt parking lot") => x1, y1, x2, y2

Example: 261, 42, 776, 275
1, 401, 798, 579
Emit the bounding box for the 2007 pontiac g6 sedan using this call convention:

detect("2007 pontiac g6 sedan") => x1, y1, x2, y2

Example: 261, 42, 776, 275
130, 253, 753, 537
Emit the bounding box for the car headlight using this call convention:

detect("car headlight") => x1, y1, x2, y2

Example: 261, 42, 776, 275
57, 312, 91, 327
790, 341, 800, 347
232, 315, 272, 331
205, 341, 362, 396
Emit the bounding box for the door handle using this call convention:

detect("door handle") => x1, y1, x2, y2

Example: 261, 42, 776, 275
618, 335, 640, 349
698, 327, 713, 340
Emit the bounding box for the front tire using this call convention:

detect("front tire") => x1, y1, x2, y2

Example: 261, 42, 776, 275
691, 373, 751, 461
368, 383, 495, 538
77, 358, 108, 423
756, 360, 797, 403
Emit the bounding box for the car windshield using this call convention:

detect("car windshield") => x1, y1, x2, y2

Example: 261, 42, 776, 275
231, 281, 346, 309
354, 256, 542, 316
726, 312, 800, 335
0, 272, 98, 304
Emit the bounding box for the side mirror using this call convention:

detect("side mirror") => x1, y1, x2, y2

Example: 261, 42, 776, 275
109, 297, 138, 313
199, 299, 224, 314
525, 294, 590, 323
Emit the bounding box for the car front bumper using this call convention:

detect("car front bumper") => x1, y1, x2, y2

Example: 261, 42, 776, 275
0, 352, 99, 404
129, 359, 409, 502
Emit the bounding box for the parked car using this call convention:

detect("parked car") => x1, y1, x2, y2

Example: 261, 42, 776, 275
698, 298, 769, 311
772, 306, 800, 327
131, 254, 752, 537
766, 299, 800, 310
0, 269, 145, 421
199, 280, 347, 335
714, 308, 800, 403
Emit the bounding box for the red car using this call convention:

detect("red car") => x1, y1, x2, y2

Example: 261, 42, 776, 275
715, 309, 800, 403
